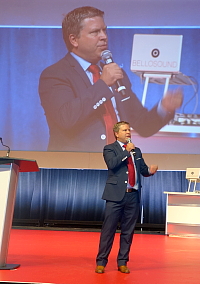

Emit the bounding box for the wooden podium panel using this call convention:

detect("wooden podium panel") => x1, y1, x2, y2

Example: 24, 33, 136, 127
0, 157, 39, 269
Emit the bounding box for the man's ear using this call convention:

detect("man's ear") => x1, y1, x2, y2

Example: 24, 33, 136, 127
114, 132, 119, 139
69, 34, 78, 48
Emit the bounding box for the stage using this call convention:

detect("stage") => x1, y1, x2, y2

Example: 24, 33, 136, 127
0, 228, 200, 284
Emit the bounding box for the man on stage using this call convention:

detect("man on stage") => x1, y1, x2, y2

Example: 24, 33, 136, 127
95, 121, 158, 274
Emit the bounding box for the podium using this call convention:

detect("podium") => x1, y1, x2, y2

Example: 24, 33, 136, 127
0, 157, 39, 270
164, 191, 200, 238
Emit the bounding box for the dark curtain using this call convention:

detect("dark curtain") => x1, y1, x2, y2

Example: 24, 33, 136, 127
13, 169, 193, 225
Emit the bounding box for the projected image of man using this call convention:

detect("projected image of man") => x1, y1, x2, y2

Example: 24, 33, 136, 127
39, 6, 183, 152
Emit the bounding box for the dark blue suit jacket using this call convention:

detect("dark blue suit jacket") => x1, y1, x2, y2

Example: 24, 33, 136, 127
102, 140, 152, 202
39, 53, 174, 151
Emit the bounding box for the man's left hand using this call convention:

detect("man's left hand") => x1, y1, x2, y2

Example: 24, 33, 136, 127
149, 165, 158, 174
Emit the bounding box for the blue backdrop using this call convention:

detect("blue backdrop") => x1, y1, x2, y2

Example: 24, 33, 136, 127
13, 169, 196, 226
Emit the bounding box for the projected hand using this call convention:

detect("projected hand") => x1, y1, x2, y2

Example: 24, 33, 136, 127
161, 88, 183, 112
100, 63, 123, 86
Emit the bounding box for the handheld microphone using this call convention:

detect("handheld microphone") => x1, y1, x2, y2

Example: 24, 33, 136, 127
101, 50, 126, 96
0, 137, 10, 157
127, 138, 136, 156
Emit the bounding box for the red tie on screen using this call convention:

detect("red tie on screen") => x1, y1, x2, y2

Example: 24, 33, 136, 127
123, 144, 136, 187
88, 64, 117, 144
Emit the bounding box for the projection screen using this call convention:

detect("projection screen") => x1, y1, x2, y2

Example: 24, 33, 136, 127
0, 0, 200, 170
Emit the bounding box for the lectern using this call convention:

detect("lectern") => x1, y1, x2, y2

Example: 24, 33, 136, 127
0, 157, 39, 270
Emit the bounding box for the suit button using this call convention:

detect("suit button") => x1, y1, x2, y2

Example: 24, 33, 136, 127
126, 171, 128, 174
125, 181, 127, 183
101, 134, 106, 140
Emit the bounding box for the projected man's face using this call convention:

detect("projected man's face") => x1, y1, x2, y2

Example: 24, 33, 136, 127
69, 16, 108, 64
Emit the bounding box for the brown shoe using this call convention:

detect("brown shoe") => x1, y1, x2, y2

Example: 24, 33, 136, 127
95, 265, 105, 273
118, 265, 130, 273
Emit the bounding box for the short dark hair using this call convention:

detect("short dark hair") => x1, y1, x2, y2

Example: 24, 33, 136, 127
113, 121, 130, 138
62, 6, 104, 51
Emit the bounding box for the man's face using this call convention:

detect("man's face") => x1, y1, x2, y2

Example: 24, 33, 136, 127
69, 16, 108, 63
115, 124, 131, 144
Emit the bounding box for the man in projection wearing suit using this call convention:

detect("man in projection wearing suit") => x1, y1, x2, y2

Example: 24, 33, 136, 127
39, 6, 183, 152
95, 121, 158, 274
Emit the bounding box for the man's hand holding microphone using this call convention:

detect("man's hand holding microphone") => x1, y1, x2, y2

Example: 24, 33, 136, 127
126, 137, 158, 174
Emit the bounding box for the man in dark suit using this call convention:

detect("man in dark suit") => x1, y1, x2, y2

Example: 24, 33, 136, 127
39, 6, 183, 152
95, 121, 158, 274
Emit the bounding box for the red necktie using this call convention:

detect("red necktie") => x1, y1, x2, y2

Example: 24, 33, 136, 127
88, 64, 117, 144
123, 144, 136, 187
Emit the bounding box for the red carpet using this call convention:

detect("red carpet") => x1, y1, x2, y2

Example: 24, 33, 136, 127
0, 228, 200, 284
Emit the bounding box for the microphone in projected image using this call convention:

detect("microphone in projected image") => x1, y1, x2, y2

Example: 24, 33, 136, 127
101, 50, 127, 96
0, 137, 11, 157
126, 138, 136, 156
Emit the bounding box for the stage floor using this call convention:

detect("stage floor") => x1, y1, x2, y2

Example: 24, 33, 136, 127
0, 228, 200, 284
